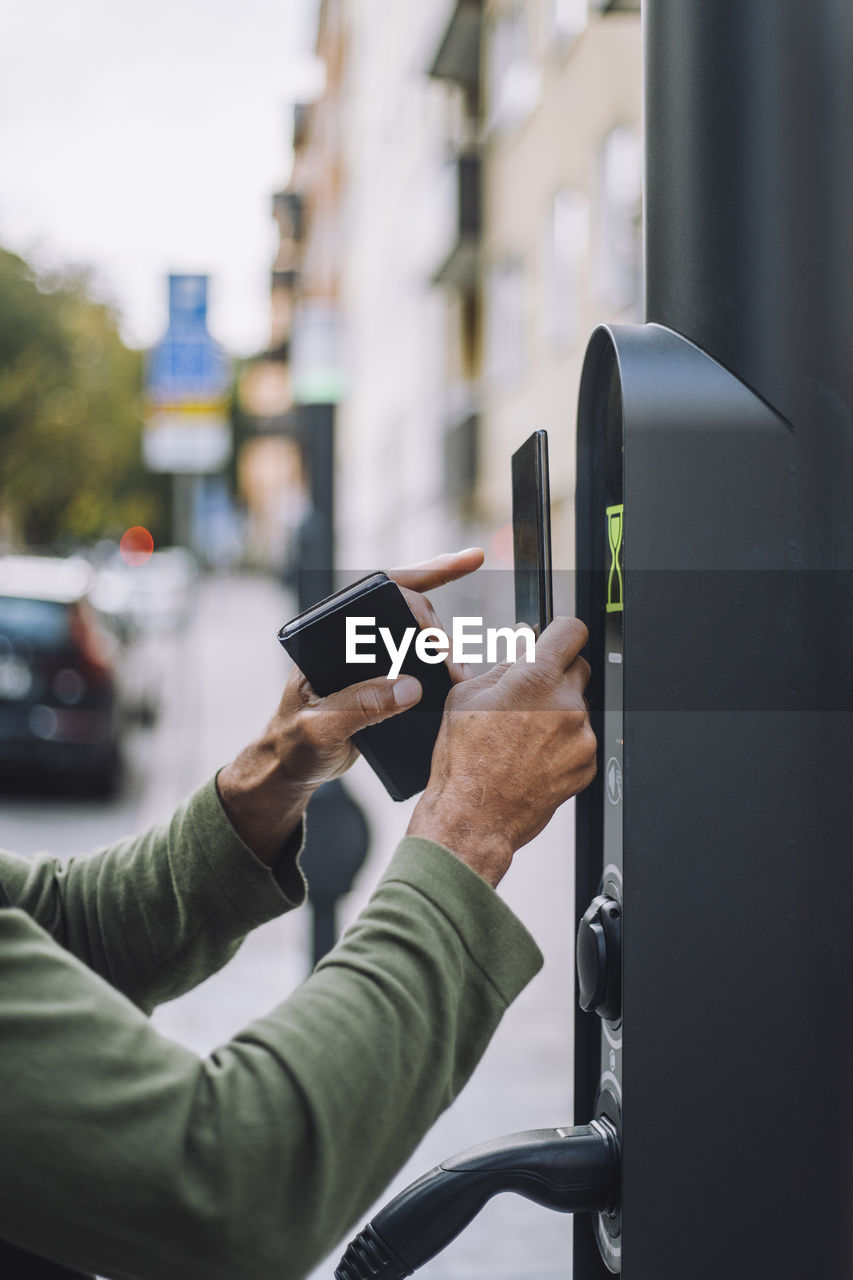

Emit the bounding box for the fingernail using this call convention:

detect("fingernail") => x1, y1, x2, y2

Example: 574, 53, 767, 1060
393, 676, 421, 706
458, 546, 481, 555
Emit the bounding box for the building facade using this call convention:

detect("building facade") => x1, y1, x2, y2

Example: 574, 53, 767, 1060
263, 0, 641, 595
479, 1, 642, 577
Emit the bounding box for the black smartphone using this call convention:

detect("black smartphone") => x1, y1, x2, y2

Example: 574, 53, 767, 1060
512, 429, 554, 635
277, 572, 452, 801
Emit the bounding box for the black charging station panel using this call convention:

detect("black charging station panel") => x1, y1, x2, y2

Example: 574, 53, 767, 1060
572, 324, 853, 1277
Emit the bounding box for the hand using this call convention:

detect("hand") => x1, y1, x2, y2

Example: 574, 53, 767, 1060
217, 548, 485, 864
406, 616, 596, 887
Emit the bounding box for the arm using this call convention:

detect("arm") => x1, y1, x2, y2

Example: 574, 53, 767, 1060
0, 779, 306, 1014
0, 550, 486, 1011
0, 837, 541, 1280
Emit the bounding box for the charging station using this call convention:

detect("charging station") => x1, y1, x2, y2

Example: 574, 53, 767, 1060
574, 1, 853, 1275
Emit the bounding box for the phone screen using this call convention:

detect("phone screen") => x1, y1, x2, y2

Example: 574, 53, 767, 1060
512, 429, 553, 634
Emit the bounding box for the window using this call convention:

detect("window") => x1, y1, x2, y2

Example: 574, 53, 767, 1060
486, 259, 525, 386
543, 188, 589, 348
487, 5, 542, 132
550, 0, 588, 46
0, 598, 69, 650
597, 125, 643, 315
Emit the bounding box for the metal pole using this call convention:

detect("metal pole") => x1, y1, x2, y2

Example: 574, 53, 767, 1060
645, 0, 853, 453
297, 402, 335, 608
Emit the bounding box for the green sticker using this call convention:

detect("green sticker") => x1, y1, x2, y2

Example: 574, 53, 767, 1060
606, 503, 623, 613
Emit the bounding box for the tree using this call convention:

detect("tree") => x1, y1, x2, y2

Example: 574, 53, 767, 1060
0, 248, 168, 548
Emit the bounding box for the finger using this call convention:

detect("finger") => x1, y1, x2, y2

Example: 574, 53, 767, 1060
281, 664, 319, 710
565, 653, 592, 694
389, 547, 484, 593
534, 616, 589, 671
400, 586, 469, 685
456, 625, 540, 693
461, 659, 512, 691
399, 586, 437, 632
314, 673, 422, 743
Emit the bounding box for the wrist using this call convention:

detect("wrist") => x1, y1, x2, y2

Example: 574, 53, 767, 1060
407, 789, 514, 888
217, 733, 315, 867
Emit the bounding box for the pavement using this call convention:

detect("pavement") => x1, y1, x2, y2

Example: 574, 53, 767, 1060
2, 571, 579, 1279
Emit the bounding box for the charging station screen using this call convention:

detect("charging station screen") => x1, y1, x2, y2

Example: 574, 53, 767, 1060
603, 372, 624, 875
589, 345, 625, 1275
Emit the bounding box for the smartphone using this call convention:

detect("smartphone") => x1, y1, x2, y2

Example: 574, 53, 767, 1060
277, 572, 452, 801
512, 429, 554, 635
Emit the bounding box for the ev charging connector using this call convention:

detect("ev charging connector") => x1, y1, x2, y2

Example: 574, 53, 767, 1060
335, 1113, 620, 1280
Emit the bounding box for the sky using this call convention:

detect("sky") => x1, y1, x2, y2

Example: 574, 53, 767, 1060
0, 0, 322, 356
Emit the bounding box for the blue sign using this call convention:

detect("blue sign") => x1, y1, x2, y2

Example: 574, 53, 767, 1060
147, 275, 230, 406
169, 274, 209, 329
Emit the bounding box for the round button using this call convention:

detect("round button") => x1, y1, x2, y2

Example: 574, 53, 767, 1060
576, 894, 622, 1022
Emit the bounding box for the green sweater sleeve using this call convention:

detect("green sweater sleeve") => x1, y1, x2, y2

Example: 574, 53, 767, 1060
0, 836, 543, 1280
0, 777, 306, 1013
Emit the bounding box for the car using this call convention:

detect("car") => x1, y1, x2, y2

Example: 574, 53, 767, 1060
0, 555, 124, 794
89, 563, 166, 725
99, 546, 198, 636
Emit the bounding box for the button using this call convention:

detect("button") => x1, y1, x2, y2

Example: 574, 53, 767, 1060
577, 894, 622, 1022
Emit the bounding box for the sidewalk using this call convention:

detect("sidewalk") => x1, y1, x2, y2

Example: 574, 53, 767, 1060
150, 572, 311, 1049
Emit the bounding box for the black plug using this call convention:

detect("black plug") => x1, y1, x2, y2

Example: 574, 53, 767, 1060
335, 1120, 620, 1280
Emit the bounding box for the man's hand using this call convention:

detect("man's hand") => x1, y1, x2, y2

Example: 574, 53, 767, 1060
406, 617, 596, 887
216, 548, 484, 865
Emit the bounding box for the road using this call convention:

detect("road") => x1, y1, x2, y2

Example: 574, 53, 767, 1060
0, 572, 579, 1280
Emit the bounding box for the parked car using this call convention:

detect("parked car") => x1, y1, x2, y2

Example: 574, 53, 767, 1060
0, 555, 124, 793
89, 564, 164, 725
135, 546, 198, 633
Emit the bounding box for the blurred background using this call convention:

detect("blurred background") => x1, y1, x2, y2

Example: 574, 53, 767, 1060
0, 1, 640, 1275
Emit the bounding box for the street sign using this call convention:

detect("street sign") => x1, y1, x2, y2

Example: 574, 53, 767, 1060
142, 414, 231, 474
146, 336, 230, 407
144, 275, 232, 474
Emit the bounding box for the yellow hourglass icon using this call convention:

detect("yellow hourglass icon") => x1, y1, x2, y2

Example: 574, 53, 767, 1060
606, 503, 624, 613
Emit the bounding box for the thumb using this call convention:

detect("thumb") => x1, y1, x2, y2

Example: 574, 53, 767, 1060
318, 674, 423, 741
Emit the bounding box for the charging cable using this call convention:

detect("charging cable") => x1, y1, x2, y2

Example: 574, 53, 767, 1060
335, 1120, 620, 1280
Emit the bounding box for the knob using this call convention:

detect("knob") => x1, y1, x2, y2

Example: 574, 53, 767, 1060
576, 894, 622, 1021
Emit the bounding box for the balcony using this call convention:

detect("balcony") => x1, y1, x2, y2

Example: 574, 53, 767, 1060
273, 190, 304, 242
429, 0, 483, 100
432, 152, 481, 293
243, 410, 299, 439
271, 268, 299, 292
293, 102, 311, 149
